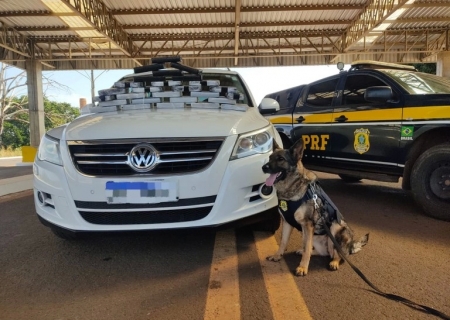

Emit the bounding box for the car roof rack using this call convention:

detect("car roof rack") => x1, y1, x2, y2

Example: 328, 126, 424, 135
350, 60, 416, 71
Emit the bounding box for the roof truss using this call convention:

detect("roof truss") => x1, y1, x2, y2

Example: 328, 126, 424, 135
0, 0, 448, 69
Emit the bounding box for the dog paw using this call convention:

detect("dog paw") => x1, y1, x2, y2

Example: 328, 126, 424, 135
329, 261, 340, 271
266, 254, 282, 262
295, 267, 308, 276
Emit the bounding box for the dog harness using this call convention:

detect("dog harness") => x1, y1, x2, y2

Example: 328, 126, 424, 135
278, 181, 343, 235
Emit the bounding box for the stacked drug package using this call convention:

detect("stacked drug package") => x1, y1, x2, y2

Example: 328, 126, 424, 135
90, 56, 248, 113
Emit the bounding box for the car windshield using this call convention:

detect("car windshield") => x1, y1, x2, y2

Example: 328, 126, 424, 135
121, 71, 252, 107
381, 69, 450, 94
202, 73, 252, 107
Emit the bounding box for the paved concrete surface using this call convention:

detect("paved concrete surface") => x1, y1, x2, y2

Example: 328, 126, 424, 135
1, 172, 449, 320
0, 157, 33, 197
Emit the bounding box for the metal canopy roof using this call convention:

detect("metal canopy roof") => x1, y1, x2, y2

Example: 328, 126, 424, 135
0, 0, 449, 70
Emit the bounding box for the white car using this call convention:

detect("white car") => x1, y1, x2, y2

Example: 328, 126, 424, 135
33, 61, 282, 239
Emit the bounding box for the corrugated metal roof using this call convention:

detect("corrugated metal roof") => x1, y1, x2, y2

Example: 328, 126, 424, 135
0, 0, 449, 70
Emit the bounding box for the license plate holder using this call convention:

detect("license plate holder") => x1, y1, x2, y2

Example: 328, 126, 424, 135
105, 180, 178, 204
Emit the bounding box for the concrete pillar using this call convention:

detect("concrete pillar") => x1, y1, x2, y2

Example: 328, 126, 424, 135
436, 51, 450, 78
26, 59, 45, 148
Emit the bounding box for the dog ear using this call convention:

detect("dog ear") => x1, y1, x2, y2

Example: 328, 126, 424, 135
289, 138, 305, 162
273, 138, 282, 151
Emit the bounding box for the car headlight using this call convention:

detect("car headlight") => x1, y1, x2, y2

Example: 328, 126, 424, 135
231, 126, 274, 160
37, 134, 62, 166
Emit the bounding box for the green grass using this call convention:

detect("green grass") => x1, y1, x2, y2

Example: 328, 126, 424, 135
0, 147, 22, 157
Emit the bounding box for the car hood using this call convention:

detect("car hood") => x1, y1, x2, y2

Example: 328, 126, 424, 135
63, 108, 270, 140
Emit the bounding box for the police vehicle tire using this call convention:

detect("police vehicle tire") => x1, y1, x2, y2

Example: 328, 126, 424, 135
51, 227, 78, 240
252, 207, 281, 234
410, 143, 450, 222
338, 174, 362, 183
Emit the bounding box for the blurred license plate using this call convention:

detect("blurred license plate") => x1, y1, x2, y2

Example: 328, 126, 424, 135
105, 181, 178, 204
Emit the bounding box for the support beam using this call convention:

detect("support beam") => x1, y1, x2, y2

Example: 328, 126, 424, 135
0, 5, 366, 16
111, 4, 364, 15
436, 51, 450, 78
123, 20, 352, 30
61, 0, 139, 58
344, 0, 409, 51
234, 0, 241, 66
26, 59, 45, 148
0, 23, 31, 57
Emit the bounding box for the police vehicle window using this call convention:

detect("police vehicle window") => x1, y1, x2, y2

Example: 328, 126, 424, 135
342, 75, 390, 107
381, 70, 450, 94
305, 78, 339, 108
202, 73, 252, 106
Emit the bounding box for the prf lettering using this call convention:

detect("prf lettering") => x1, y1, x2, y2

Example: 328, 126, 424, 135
302, 134, 329, 150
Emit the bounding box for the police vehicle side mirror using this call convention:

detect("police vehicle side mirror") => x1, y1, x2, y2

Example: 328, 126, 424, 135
364, 86, 393, 103
259, 98, 280, 114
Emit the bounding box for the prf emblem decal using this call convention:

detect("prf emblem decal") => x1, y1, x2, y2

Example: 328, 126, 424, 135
279, 200, 288, 212
401, 126, 414, 141
354, 128, 370, 154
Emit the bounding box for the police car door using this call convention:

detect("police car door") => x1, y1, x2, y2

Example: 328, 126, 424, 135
263, 84, 306, 145
290, 75, 340, 168
330, 72, 403, 176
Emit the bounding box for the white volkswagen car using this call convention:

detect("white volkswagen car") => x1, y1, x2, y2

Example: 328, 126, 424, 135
33, 61, 282, 239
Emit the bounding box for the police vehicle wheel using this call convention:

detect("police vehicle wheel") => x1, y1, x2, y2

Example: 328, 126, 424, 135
51, 227, 78, 240
338, 174, 362, 183
253, 207, 281, 234
411, 144, 450, 222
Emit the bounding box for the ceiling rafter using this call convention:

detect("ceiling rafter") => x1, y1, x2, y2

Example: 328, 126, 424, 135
0, 0, 447, 69
15, 26, 95, 32
60, 0, 140, 62
122, 20, 352, 30
29, 31, 345, 43
0, 22, 31, 57
3, 2, 447, 18
343, 0, 410, 51
37, 44, 341, 55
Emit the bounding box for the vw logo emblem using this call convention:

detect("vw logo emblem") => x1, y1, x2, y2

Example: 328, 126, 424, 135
128, 143, 159, 172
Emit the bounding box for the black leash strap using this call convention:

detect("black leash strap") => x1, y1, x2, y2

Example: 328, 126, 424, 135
318, 208, 450, 320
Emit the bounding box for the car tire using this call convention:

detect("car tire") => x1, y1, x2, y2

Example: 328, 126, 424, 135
338, 174, 362, 183
410, 143, 450, 221
253, 208, 281, 234
51, 227, 78, 240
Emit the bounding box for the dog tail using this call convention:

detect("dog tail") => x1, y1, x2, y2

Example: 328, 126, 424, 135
349, 233, 369, 254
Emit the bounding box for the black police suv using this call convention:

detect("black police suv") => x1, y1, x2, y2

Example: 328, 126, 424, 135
258, 60, 450, 221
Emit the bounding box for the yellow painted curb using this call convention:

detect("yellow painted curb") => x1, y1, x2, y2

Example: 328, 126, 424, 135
22, 146, 37, 163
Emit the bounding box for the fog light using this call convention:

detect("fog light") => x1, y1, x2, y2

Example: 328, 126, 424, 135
37, 191, 45, 205
259, 184, 274, 199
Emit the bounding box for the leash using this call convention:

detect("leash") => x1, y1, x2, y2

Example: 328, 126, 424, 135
310, 185, 450, 320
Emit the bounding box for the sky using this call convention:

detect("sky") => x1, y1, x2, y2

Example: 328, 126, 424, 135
39, 64, 343, 108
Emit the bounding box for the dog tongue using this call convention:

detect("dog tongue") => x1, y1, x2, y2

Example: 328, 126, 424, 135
265, 174, 278, 187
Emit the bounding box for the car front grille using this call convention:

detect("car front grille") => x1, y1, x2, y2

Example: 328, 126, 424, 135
79, 206, 213, 225
67, 138, 224, 176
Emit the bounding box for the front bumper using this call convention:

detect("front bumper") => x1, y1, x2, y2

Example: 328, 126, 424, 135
33, 151, 277, 232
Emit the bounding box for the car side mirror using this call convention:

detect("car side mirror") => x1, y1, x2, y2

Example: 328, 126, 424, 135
364, 86, 393, 103
258, 98, 280, 114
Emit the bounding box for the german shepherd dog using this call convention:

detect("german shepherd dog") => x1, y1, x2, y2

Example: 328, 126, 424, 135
262, 139, 369, 276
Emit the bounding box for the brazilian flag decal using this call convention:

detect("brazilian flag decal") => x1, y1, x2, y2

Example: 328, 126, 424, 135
401, 126, 414, 141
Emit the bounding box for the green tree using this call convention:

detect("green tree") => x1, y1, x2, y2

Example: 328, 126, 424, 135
412, 63, 436, 74
1, 122, 27, 149
0, 62, 74, 149
44, 99, 80, 129
0, 97, 80, 148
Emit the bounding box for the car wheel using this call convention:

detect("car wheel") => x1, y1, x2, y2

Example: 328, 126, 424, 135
253, 208, 281, 234
410, 144, 450, 221
338, 174, 362, 183
51, 227, 78, 240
